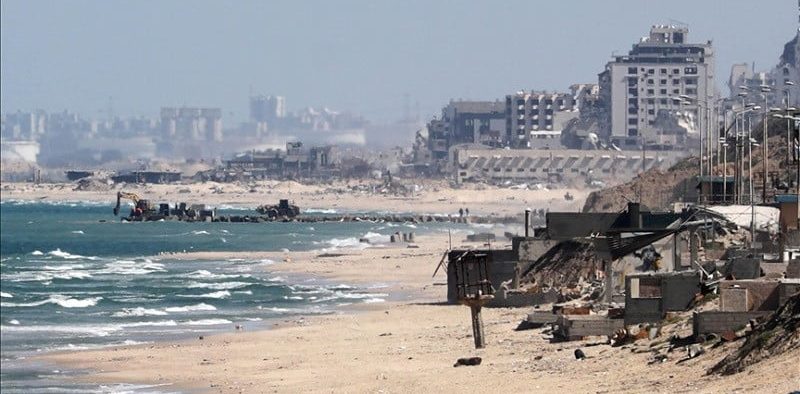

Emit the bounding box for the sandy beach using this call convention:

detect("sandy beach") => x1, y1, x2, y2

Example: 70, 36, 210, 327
0, 180, 587, 217
35, 230, 797, 393
4, 180, 793, 393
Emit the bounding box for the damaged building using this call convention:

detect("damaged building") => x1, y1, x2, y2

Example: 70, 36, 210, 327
203, 142, 339, 181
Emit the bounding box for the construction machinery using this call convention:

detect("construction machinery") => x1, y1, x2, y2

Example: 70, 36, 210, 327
256, 199, 300, 219
113, 191, 154, 217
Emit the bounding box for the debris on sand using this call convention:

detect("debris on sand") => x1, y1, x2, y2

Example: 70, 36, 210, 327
708, 293, 800, 375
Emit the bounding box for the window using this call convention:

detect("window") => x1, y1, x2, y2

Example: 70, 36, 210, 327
685, 77, 697, 85
628, 107, 638, 114
648, 98, 655, 104
647, 79, 654, 85
628, 128, 638, 136
647, 89, 654, 95
684, 67, 697, 75
647, 69, 655, 74
673, 78, 680, 85
628, 88, 638, 95
672, 89, 680, 94
660, 98, 667, 105
660, 89, 667, 95
628, 98, 638, 105
686, 88, 697, 94
648, 109, 655, 115
630, 277, 661, 298
628, 118, 638, 125
660, 68, 667, 74
628, 67, 637, 74
659, 79, 667, 85
672, 68, 680, 75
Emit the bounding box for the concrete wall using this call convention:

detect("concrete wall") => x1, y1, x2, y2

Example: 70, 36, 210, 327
624, 272, 700, 325
693, 311, 770, 336
719, 280, 780, 312
779, 280, 800, 306
625, 298, 662, 325
661, 273, 701, 311
556, 315, 625, 339
787, 260, 800, 279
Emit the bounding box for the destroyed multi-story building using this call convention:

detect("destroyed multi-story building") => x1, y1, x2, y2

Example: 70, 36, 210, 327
724, 30, 799, 117
601, 25, 715, 149
505, 90, 580, 149
426, 100, 506, 160
215, 142, 339, 181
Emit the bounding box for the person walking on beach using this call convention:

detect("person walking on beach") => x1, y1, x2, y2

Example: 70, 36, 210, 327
459, 208, 464, 218
465, 208, 470, 217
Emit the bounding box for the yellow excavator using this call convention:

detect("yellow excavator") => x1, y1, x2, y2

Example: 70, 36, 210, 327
113, 191, 153, 217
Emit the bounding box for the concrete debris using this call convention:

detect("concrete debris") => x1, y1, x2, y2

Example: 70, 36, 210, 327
453, 357, 482, 367
686, 344, 705, 359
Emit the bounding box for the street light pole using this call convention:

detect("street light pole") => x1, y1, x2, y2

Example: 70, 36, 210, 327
762, 86, 771, 203
785, 80, 795, 163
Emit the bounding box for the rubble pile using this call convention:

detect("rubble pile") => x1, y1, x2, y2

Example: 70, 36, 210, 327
73, 177, 114, 192
582, 158, 698, 213
520, 240, 603, 298
583, 119, 795, 214
708, 292, 800, 375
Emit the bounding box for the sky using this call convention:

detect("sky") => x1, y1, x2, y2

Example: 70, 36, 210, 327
1, 0, 798, 124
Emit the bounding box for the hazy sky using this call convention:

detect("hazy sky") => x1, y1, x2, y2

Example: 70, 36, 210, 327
1, 0, 797, 123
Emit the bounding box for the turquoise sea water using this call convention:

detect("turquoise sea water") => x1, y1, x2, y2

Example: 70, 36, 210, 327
0, 200, 464, 393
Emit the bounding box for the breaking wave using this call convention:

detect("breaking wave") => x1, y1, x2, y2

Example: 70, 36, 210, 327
164, 303, 217, 313
0, 295, 102, 308
112, 307, 169, 317
176, 290, 231, 299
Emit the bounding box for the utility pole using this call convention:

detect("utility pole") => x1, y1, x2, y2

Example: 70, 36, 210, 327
762, 86, 771, 203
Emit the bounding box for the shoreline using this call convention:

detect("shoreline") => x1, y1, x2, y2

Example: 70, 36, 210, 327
8, 185, 797, 392
35, 233, 799, 393
0, 180, 589, 217
34, 233, 459, 392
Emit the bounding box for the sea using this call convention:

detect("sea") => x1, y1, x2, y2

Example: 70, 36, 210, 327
0, 200, 470, 393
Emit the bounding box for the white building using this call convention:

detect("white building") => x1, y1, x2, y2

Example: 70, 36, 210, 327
602, 25, 715, 148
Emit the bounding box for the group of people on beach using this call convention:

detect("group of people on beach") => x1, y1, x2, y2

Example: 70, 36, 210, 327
458, 207, 470, 218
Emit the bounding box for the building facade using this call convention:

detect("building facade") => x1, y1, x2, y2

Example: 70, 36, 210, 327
160, 107, 223, 142
450, 146, 685, 184
250, 95, 287, 123
604, 25, 715, 148
505, 90, 579, 149
427, 100, 505, 159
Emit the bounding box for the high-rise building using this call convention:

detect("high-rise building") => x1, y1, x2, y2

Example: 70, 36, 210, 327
602, 25, 715, 147
160, 107, 222, 142
770, 30, 799, 107
250, 95, 286, 123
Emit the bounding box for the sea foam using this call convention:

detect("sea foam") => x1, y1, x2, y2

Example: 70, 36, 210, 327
164, 303, 217, 312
